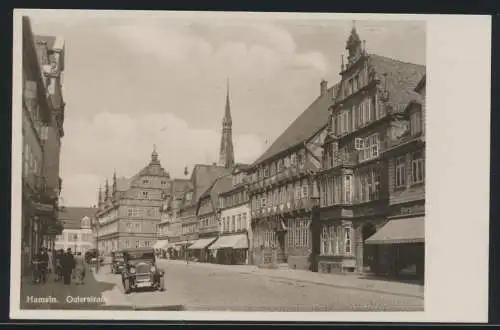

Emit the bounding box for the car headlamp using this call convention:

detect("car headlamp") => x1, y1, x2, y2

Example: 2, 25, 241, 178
150, 266, 156, 272
130, 267, 136, 274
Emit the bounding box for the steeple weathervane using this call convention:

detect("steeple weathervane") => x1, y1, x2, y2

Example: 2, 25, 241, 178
346, 20, 362, 63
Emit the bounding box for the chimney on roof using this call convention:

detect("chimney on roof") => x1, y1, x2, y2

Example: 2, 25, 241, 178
320, 80, 328, 97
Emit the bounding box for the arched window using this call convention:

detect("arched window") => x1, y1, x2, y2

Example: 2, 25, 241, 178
81, 216, 90, 228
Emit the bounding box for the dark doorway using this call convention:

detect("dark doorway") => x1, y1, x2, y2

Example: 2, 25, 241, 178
362, 223, 377, 272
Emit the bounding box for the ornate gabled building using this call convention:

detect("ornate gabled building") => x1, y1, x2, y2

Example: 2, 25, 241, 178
21, 16, 66, 274
316, 25, 425, 275
218, 80, 235, 169
246, 79, 340, 271
95, 147, 171, 253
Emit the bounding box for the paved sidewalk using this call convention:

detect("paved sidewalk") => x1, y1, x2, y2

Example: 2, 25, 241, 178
159, 259, 424, 299
20, 267, 115, 310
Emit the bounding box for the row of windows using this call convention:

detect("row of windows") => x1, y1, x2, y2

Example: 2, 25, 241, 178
200, 214, 217, 228
250, 149, 307, 182
286, 218, 310, 248
253, 181, 310, 210
232, 173, 246, 186
127, 207, 160, 218
55, 233, 93, 242
182, 223, 197, 235
320, 225, 353, 255
221, 190, 249, 209
98, 239, 153, 251
395, 151, 425, 188
332, 96, 386, 137
221, 212, 248, 233
320, 175, 353, 206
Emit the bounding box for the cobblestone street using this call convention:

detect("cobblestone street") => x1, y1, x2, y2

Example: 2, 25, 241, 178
94, 260, 424, 311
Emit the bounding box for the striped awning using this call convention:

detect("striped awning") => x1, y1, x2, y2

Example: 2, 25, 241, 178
188, 237, 217, 250
365, 217, 425, 245
153, 240, 169, 249
208, 234, 248, 250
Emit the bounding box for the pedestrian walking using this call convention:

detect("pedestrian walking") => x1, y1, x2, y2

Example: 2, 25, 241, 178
74, 252, 86, 285
60, 248, 75, 285
54, 249, 63, 282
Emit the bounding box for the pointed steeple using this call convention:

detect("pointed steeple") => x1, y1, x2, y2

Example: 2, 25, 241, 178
223, 78, 232, 125
218, 78, 235, 169
346, 20, 362, 63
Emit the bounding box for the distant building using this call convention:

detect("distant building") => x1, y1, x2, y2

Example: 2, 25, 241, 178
21, 16, 66, 274
55, 207, 97, 254
214, 164, 252, 265
164, 164, 230, 259
316, 25, 425, 275
95, 147, 171, 253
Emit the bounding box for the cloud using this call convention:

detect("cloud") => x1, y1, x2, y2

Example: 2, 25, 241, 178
61, 111, 264, 207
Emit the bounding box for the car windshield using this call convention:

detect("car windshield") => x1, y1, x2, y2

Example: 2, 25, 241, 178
127, 251, 154, 260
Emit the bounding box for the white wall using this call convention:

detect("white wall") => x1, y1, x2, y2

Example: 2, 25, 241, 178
220, 203, 252, 240
54, 228, 93, 253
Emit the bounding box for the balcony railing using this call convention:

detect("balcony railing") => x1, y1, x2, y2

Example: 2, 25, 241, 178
251, 197, 317, 218
248, 163, 309, 191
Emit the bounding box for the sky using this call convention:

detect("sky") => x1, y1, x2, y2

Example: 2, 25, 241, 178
24, 10, 425, 207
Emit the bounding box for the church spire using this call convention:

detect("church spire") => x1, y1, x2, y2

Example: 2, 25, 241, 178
218, 78, 235, 169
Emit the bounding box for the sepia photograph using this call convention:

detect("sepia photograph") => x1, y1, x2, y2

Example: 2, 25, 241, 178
10, 9, 490, 322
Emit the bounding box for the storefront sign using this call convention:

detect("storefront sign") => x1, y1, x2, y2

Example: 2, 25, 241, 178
33, 202, 54, 214
399, 204, 425, 216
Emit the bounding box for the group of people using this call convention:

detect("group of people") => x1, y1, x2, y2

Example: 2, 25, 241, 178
33, 247, 87, 285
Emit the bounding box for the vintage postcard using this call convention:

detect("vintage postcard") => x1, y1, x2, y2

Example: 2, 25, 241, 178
10, 9, 490, 323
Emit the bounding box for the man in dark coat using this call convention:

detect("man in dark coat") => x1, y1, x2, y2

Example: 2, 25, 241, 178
38, 247, 49, 284
60, 248, 75, 285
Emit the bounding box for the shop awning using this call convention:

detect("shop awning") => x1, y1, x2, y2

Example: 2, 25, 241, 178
188, 237, 217, 250
174, 240, 194, 246
365, 217, 425, 245
153, 240, 169, 249
208, 234, 248, 250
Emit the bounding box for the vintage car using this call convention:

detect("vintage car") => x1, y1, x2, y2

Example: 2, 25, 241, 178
121, 248, 165, 294
111, 250, 125, 274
